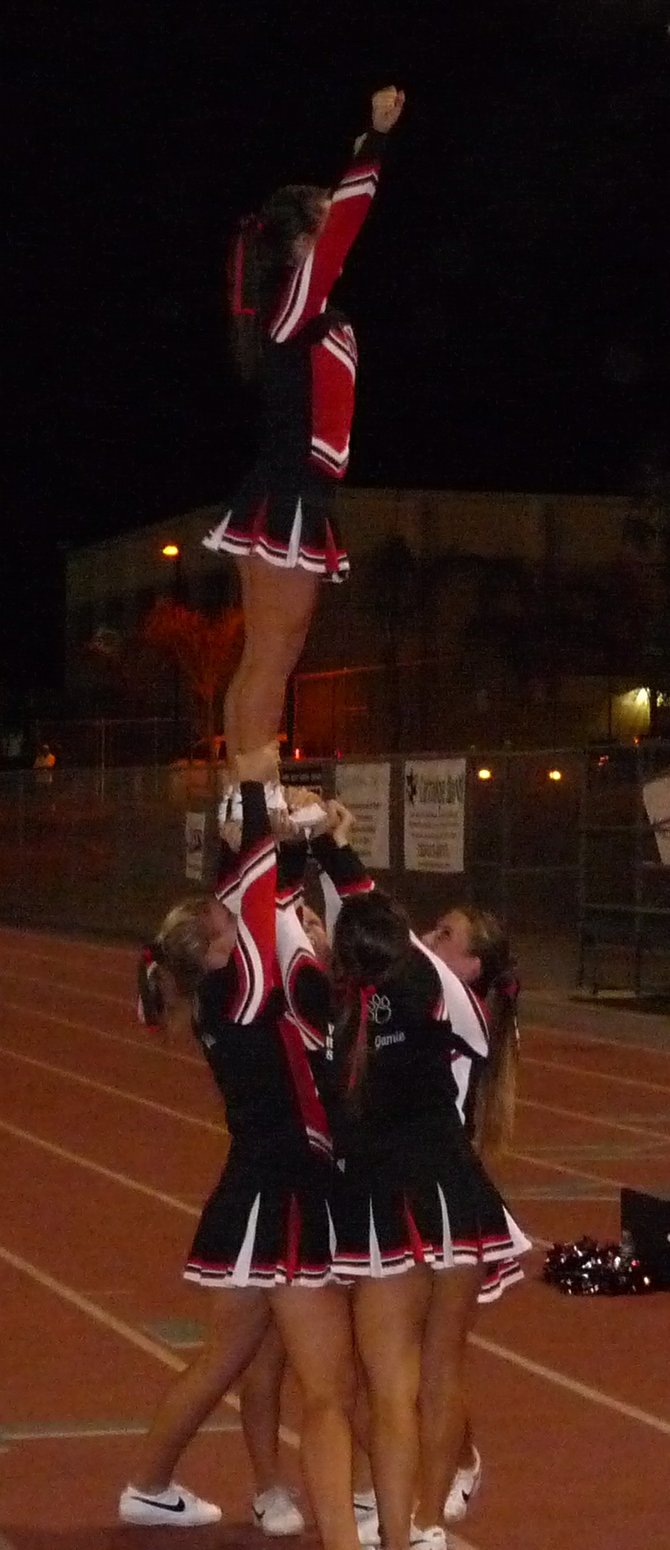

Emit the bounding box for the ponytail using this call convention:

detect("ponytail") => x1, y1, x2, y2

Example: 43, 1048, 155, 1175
227, 216, 265, 383
226, 182, 330, 382
452, 905, 520, 1160
332, 891, 412, 1096
471, 968, 520, 1158
136, 895, 213, 1037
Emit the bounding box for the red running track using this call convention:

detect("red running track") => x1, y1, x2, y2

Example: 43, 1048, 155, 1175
0, 924, 668, 1550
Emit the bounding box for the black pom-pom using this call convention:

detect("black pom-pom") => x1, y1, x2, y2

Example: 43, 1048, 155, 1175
543, 1235, 656, 1295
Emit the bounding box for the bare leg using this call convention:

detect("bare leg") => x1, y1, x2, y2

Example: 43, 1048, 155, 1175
354, 1267, 432, 1550
129, 1289, 270, 1492
352, 1368, 373, 1494
223, 561, 251, 762
271, 1284, 359, 1550
414, 1266, 483, 1530
240, 1322, 287, 1495
457, 1415, 477, 1470
225, 557, 319, 757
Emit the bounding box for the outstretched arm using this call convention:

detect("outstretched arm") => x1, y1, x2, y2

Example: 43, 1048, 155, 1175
415, 935, 489, 1058
309, 799, 374, 937
268, 85, 405, 342
224, 746, 279, 1024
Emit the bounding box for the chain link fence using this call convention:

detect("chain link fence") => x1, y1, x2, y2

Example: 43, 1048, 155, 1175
1, 746, 668, 996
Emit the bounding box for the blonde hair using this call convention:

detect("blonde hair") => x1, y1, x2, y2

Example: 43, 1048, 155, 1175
152, 895, 214, 1036
457, 905, 520, 1159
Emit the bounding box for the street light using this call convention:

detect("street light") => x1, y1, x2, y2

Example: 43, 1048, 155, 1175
161, 543, 184, 753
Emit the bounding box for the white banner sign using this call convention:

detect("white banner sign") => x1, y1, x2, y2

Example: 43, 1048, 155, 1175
335, 762, 391, 870
404, 759, 466, 874
185, 811, 206, 881
643, 772, 670, 867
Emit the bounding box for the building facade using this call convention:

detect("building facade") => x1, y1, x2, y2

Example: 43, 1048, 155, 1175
64, 487, 668, 753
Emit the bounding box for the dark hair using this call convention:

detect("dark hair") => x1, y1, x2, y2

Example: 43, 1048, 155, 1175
136, 895, 213, 1035
458, 905, 520, 1157
228, 184, 329, 381
332, 891, 412, 992
331, 892, 413, 1095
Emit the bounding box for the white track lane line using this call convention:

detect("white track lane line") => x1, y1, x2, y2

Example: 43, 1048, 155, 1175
0, 925, 132, 961
3, 926, 669, 1056
0, 1118, 200, 1216
0, 1243, 480, 1550
1, 996, 201, 1065
470, 1332, 670, 1437
0, 943, 129, 981
523, 1053, 670, 1096
5, 978, 668, 1143
525, 1017, 670, 1059
6, 984, 670, 1101
4, 1036, 667, 1155
1, 1122, 667, 1442
1, 1005, 661, 1198
0, 1044, 223, 1133
517, 1096, 670, 1144
0, 965, 128, 1008
510, 1146, 632, 1193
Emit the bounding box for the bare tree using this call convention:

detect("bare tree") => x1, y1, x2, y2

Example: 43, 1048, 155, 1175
142, 599, 243, 749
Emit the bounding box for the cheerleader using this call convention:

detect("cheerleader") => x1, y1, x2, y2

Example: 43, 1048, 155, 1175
203, 86, 405, 773
280, 798, 525, 1547
120, 746, 360, 1550
326, 893, 530, 1550
414, 907, 521, 1540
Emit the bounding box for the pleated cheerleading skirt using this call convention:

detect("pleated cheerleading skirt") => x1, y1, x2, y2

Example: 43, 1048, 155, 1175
331, 1138, 532, 1304
202, 464, 349, 584
184, 1145, 335, 1291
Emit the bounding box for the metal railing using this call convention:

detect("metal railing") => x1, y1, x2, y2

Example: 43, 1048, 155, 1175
1, 745, 668, 997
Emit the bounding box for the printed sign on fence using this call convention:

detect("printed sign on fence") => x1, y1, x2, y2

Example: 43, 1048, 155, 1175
335, 762, 391, 870
643, 772, 670, 867
404, 759, 466, 874
185, 811, 206, 881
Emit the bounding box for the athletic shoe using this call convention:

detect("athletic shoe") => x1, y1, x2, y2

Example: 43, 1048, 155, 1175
264, 781, 289, 815
409, 1526, 447, 1550
218, 788, 242, 827
443, 1447, 482, 1522
119, 1481, 222, 1526
253, 1485, 305, 1536
287, 800, 325, 836
354, 1491, 380, 1547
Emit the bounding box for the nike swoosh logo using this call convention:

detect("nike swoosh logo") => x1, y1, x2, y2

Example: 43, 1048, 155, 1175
133, 1495, 186, 1513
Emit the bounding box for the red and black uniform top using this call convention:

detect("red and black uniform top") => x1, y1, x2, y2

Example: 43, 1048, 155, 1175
256, 130, 386, 483
199, 784, 332, 1171
308, 832, 489, 1162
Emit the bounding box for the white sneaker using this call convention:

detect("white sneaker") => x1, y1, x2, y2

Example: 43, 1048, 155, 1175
218, 788, 242, 827
265, 781, 289, 815
253, 1485, 305, 1536
354, 1491, 380, 1547
287, 801, 325, 836
119, 1481, 222, 1526
443, 1448, 482, 1522
410, 1527, 447, 1550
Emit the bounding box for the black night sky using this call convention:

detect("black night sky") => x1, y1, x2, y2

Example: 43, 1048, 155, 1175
4, 1, 669, 703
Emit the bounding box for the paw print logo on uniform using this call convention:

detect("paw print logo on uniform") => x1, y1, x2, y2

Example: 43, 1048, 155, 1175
368, 992, 391, 1025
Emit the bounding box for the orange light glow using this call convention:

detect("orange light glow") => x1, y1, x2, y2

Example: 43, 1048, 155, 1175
293, 747, 302, 760
162, 543, 180, 558
547, 767, 563, 782
477, 766, 493, 781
